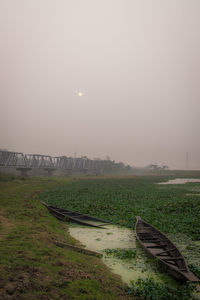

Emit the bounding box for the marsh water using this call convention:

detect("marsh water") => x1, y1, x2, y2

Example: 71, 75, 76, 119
159, 178, 200, 184
69, 224, 168, 286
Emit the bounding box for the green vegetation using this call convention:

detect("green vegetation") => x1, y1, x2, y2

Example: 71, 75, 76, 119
0, 175, 130, 299
104, 248, 137, 260
129, 277, 196, 300
189, 264, 200, 279
40, 176, 200, 239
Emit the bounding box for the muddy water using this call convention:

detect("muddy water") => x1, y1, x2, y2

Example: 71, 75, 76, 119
69, 224, 163, 286
159, 178, 200, 184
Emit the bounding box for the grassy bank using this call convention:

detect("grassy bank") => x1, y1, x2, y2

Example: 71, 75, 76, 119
0, 175, 131, 300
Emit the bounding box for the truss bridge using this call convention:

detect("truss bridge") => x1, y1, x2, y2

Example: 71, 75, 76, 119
0, 151, 100, 176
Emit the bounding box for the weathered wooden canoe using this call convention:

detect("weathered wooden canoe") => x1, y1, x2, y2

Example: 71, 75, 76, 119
41, 202, 112, 228
135, 216, 199, 282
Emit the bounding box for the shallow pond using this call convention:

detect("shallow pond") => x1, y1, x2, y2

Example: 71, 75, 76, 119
69, 224, 170, 286
159, 178, 200, 185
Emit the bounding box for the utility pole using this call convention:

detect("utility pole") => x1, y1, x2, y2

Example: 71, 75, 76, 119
186, 152, 190, 170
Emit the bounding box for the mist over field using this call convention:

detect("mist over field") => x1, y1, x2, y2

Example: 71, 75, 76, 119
1, 0, 200, 169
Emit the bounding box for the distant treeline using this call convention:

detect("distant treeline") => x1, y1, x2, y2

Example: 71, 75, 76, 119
96, 159, 133, 174
96, 159, 169, 174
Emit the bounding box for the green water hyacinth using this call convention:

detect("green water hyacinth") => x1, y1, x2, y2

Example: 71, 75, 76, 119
104, 248, 137, 260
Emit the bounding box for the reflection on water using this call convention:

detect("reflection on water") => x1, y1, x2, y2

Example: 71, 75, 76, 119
159, 178, 200, 185
69, 224, 165, 285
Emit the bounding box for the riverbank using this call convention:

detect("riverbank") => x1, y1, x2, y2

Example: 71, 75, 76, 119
0, 175, 131, 299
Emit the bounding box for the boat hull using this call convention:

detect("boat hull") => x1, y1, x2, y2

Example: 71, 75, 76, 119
41, 201, 112, 228
135, 216, 199, 282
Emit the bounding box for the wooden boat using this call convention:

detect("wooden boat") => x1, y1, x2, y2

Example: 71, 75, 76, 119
41, 202, 112, 228
135, 216, 199, 282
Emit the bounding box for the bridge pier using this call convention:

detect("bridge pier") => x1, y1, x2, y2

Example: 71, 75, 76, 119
81, 169, 87, 175
16, 167, 32, 177
63, 169, 72, 175
44, 168, 56, 176
92, 169, 101, 176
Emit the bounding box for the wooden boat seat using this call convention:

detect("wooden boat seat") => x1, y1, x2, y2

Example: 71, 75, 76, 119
141, 238, 168, 243
156, 248, 177, 256
137, 230, 153, 234
161, 256, 183, 261
146, 243, 167, 248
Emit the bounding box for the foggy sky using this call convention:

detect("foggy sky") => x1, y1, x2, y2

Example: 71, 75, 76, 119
0, 0, 200, 169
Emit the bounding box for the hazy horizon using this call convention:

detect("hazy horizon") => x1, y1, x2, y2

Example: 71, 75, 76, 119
1, 0, 200, 170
